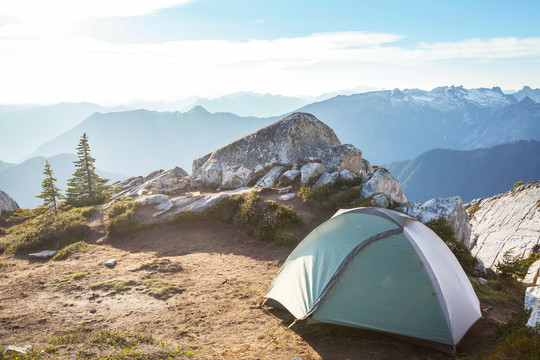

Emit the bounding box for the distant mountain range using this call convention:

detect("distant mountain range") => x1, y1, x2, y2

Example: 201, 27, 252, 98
512, 86, 540, 103
28, 106, 272, 176
298, 86, 540, 164
386, 140, 540, 203
2, 85, 539, 197
0, 102, 127, 163
0, 154, 124, 208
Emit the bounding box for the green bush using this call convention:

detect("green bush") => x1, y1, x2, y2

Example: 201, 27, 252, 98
298, 184, 338, 207
174, 191, 303, 245
424, 217, 477, 275
0, 208, 42, 228
470, 277, 526, 305
106, 199, 140, 235
299, 184, 366, 211
0, 207, 92, 254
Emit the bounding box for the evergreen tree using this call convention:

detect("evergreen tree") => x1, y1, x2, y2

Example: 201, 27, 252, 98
65, 133, 109, 206
36, 160, 62, 215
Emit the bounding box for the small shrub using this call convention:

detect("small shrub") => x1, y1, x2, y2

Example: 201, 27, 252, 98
0, 207, 91, 254
53, 241, 95, 260
175, 191, 303, 246
326, 187, 362, 211
496, 250, 540, 279
467, 204, 482, 217
510, 181, 524, 190
424, 217, 476, 275
298, 184, 338, 207
0, 208, 41, 228
106, 199, 140, 235
91, 329, 153, 349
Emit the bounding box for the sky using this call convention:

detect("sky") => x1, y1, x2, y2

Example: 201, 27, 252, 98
1, 0, 539, 105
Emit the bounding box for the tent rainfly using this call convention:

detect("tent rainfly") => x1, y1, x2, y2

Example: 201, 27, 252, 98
264, 207, 481, 351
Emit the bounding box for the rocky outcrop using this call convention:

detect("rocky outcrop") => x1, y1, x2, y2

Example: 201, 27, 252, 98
525, 260, 540, 285
360, 168, 406, 203
0, 189, 18, 216
110, 167, 189, 200
469, 181, 540, 268
300, 163, 326, 186
320, 144, 363, 173
192, 113, 340, 189
396, 196, 470, 244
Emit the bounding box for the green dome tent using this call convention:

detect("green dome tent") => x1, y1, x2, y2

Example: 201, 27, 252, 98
264, 207, 481, 351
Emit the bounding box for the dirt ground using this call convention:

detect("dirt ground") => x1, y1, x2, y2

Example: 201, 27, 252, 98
0, 191, 519, 359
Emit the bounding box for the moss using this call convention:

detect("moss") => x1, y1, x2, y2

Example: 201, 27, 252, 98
91, 279, 137, 293
0, 207, 91, 254
143, 279, 183, 300
467, 204, 482, 217
0, 208, 42, 228
135, 259, 183, 273
106, 199, 140, 235
53, 272, 88, 287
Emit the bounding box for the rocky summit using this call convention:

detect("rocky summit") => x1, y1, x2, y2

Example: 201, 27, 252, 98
0, 189, 18, 216
191, 112, 341, 189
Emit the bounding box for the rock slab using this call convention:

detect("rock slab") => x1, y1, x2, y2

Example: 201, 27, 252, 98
469, 181, 540, 268
525, 286, 540, 330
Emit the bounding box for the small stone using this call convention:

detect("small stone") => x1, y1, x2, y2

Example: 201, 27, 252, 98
28, 250, 57, 259
105, 259, 117, 268
4, 345, 33, 354
476, 277, 488, 284
279, 193, 296, 201
279, 186, 293, 194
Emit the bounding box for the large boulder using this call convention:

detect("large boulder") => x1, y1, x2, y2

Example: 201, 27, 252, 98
0, 189, 18, 216
396, 196, 470, 244
360, 168, 406, 203
469, 181, 540, 268
192, 113, 340, 189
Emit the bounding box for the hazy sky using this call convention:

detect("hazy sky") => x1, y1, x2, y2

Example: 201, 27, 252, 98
1, 0, 539, 105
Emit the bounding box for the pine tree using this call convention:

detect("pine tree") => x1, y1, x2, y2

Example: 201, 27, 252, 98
36, 160, 62, 215
65, 133, 109, 206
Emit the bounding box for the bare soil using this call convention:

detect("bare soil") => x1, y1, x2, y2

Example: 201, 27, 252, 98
0, 191, 519, 359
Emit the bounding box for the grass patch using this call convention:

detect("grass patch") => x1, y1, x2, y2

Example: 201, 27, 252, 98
90, 329, 153, 349
0, 262, 14, 271
174, 191, 303, 246
470, 278, 526, 305
91, 279, 137, 293
54, 272, 88, 287
143, 279, 183, 300
510, 181, 524, 190
0, 347, 57, 360
0, 207, 92, 254
424, 217, 477, 275
107, 198, 140, 235
53, 241, 96, 260
466, 309, 540, 360
134, 259, 183, 273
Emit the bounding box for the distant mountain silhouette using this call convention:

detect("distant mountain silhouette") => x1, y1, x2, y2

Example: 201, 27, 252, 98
512, 86, 540, 103
0, 154, 124, 208
0, 102, 127, 163
191, 92, 309, 117
29, 107, 272, 176
386, 140, 540, 202
0, 160, 14, 174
